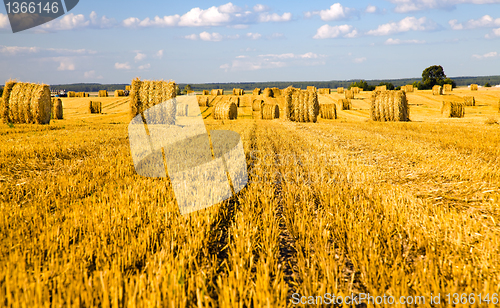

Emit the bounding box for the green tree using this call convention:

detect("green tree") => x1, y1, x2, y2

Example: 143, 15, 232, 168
378, 82, 395, 90
484, 82, 492, 87
421, 65, 447, 89
349, 80, 375, 91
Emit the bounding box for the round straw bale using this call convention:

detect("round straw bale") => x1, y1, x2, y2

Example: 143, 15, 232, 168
463, 96, 475, 106
214, 100, 237, 120
263, 88, 273, 98
441, 101, 465, 118
261, 104, 280, 120
52, 98, 63, 119
345, 90, 354, 99
253, 88, 261, 95
1, 79, 17, 123
197, 96, 209, 107
252, 99, 263, 111
320, 104, 337, 119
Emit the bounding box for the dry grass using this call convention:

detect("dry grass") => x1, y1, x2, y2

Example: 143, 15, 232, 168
98, 90, 108, 97
370, 90, 410, 121
464, 96, 476, 106
441, 101, 465, 118
51, 98, 63, 119
319, 103, 337, 119
213, 100, 237, 120
432, 85, 442, 95
471, 84, 479, 91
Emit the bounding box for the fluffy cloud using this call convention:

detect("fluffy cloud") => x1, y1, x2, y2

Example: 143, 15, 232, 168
41, 11, 115, 31
449, 15, 500, 30
246, 32, 262, 40
184, 31, 264, 41
115, 62, 131, 70
220, 52, 326, 72
0, 13, 9, 29
57, 59, 75, 71
258, 12, 292, 22
200, 32, 224, 41
138, 63, 151, 70
0, 45, 95, 56
313, 24, 358, 39
366, 5, 379, 13
387, 0, 500, 13
472, 51, 498, 59
385, 38, 426, 44
486, 27, 500, 38
305, 3, 355, 21
253, 4, 270, 12
134, 53, 147, 62
83, 70, 103, 79
367, 16, 437, 36
156, 50, 164, 59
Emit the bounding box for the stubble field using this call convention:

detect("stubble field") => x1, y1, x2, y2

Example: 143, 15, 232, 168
1, 87, 499, 307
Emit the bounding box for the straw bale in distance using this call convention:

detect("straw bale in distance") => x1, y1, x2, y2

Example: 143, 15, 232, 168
213, 100, 237, 120
344, 90, 354, 99
176, 103, 189, 117
318, 88, 331, 95
443, 84, 452, 92
320, 103, 337, 119
1, 79, 17, 123
233, 88, 244, 96
370, 90, 410, 122
52, 98, 63, 119
114, 90, 125, 97
375, 85, 387, 92
67, 91, 76, 97
253, 88, 261, 95
463, 96, 475, 106
351, 87, 360, 94
98, 90, 108, 97
252, 99, 263, 111
337, 87, 344, 94
261, 104, 280, 120
263, 88, 273, 98
211, 89, 219, 96
202, 90, 209, 95
281, 87, 319, 123
307, 86, 317, 92
432, 85, 442, 96
470, 84, 478, 91
404, 85, 414, 93
340, 99, 352, 110
89, 101, 102, 114
441, 101, 464, 118
197, 96, 209, 107
129, 78, 143, 119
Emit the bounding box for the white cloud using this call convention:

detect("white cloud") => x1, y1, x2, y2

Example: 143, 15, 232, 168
0, 13, 9, 29
305, 3, 355, 21
258, 12, 292, 22
57, 60, 75, 71
353, 57, 367, 63
367, 16, 437, 36
247, 32, 262, 40
385, 38, 426, 44
366, 5, 378, 13
200, 32, 224, 41
115, 62, 131, 70
134, 53, 147, 62
472, 51, 498, 59
138, 63, 151, 70
156, 50, 164, 59
83, 70, 103, 79
221, 52, 326, 72
41, 13, 89, 30
449, 15, 500, 30
184, 34, 199, 40
387, 0, 500, 13
253, 4, 270, 12
89, 11, 116, 28
486, 27, 500, 38
0, 45, 96, 56
313, 24, 358, 39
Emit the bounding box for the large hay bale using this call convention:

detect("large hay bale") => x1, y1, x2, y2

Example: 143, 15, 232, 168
432, 85, 442, 96
233, 88, 245, 96
253, 88, 261, 95
76, 92, 88, 98
263, 88, 273, 98
67, 91, 76, 98
89, 101, 102, 114
318, 88, 331, 95
211, 89, 219, 96
114, 90, 125, 97
281, 87, 319, 123
345, 90, 354, 99
340, 99, 352, 110
443, 84, 453, 93
217, 89, 224, 95
370, 90, 410, 122
51, 98, 63, 119
320, 104, 337, 119
231, 96, 240, 107
284, 87, 295, 121
470, 84, 478, 91
337, 87, 344, 94
98, 90, 108, 97
1, 79, 17, 123
404, 85, 414, 93
441, 101, 465, 118
5, 82, 51, 124
307, 86, 317, 92
129, 78, 176, 124
202, 90, 209, 95
307, 90, 320, 122
375, 85, 387, 92
463, 96, 475, 106
252, 99, 263, 111
213, 100, 237, 120
351, 87, 361, 94
197, 96, 209, 107
261, 104, 280, 120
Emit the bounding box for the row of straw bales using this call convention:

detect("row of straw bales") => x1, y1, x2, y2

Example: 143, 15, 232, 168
233, 88, 245, 96
318, 88, 331, 94
129, 78, 177, 124
441, 101, 464, 118
89, 101, 102, 114
320, 104, 337, 119
370, 90, 410, 122
283, 87, 320, 123
211, 89, 224, 96
51, 98, 63, 119
432, 85, 443, 96
0, 80, 51, 124
98, 90, 108, 97
213, 100, 237, 120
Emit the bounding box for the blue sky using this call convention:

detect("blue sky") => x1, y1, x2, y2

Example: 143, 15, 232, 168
1, 0, 500, 84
